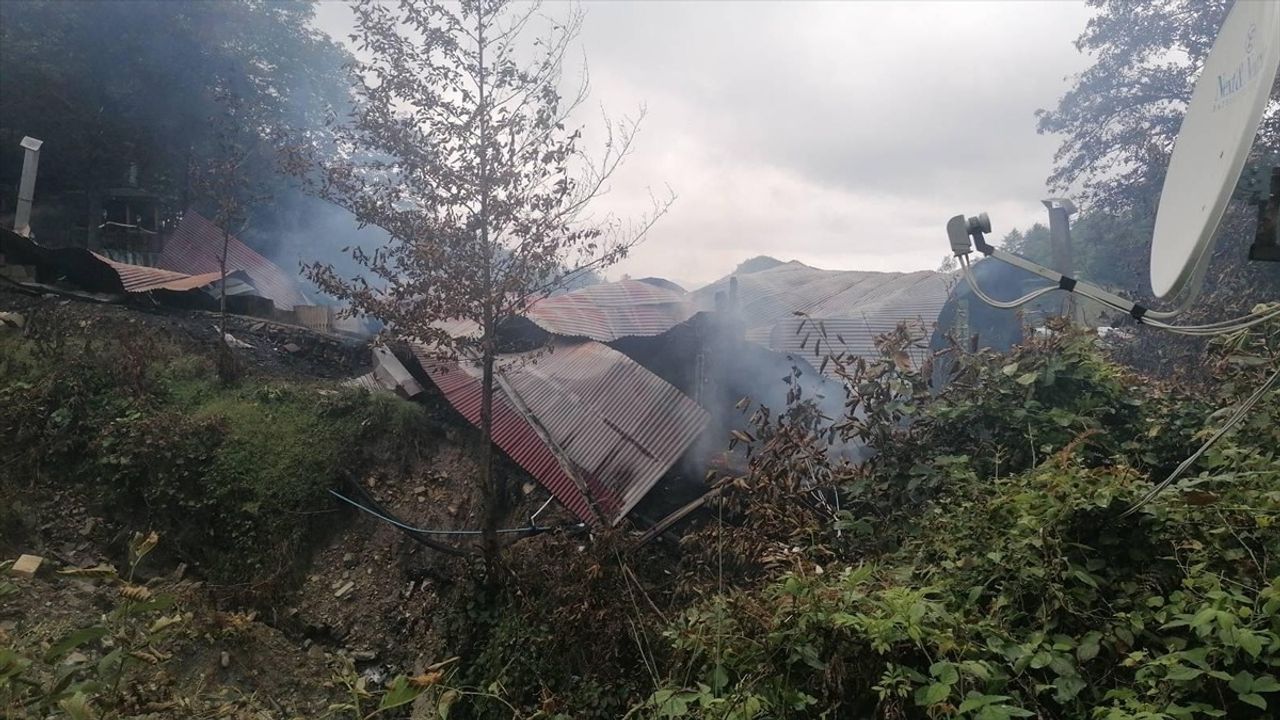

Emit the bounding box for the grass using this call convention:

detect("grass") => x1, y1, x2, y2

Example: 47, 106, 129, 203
0, 314, 433, 592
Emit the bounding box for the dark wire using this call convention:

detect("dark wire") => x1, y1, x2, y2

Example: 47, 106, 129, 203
329, 489, 585, 535
1120, 365, 1280, 518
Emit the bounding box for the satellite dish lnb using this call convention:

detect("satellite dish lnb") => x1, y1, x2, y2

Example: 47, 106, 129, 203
1149, 1, 1280, 300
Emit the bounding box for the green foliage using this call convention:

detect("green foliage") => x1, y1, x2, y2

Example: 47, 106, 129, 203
0, 0, 352, 250
639, 322, 1280, 719
0, 533, 183, 719
0, 326, 431, 589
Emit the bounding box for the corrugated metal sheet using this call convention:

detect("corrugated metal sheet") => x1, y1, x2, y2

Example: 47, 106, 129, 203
413, 339, 709, 525
522, 279, 694, 341
92, 253, 226, 293
694, 262, 951, 374
157, 211, 309, 309
431, 279, 693, 344
344, 371, 384, 393
768, 311, 943, 371
695, 262, 946, 325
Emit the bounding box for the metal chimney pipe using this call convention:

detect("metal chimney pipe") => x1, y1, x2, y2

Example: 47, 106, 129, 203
1041, 198, 1079, 321
14, 136, 43, 237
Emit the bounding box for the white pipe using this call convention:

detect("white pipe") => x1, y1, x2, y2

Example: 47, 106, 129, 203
14, 136, 43, 237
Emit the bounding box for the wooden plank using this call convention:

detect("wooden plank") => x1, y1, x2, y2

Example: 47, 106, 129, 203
634, 483, 725, 548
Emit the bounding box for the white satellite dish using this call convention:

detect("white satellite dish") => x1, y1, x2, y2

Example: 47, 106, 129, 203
1149, 0, 1280, 300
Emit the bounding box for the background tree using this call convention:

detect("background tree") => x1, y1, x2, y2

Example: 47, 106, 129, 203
1036, 0, 1278, 215
0, 0, 350, 259
296, 0, 671, 571
1012, 0, 1280, 343
191, 89, 270, 381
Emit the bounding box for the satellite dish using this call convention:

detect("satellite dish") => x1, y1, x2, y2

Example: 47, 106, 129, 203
1149, 1, 1280, 300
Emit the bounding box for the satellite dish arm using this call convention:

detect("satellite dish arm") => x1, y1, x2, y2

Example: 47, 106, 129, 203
947, 213, 1157, 323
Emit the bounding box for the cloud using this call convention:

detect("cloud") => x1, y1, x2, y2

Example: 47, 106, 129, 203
312, 0, 1094, 288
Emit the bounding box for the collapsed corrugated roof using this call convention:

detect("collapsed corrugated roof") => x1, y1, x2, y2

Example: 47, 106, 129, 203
92, 252, 232, 293
430, 278, 695, 345
695, 261, 951, 372
157, 211, 309, 310
521, 279, 694, 341
413, 339, 709, 525
1, 226, 249, 297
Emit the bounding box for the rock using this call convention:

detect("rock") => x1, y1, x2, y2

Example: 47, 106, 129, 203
220, 651, 230, 668
447, 503, 460, 516
334, 581, 355, 599
342, 553, 355, 567
251, 322, 266, 332
413, 485, 426, 494
351, 649, 377, 662
307, 644, 325, 660
79, 518, 96, 537
10, 554, 43, 578
283, 342, 302, 353
0, 311, 25, 330
63, 651, 89, 665
522, 482, 536, 496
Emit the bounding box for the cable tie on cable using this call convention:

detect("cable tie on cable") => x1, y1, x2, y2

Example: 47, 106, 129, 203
1130, 304, 1148, 322
1058, 276, 1077, 292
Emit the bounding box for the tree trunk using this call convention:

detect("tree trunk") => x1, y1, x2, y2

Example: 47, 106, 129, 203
479, 336, 500, 577
215, 227, 236, 383
475, 5, 502, 580
220, 229, 230, 340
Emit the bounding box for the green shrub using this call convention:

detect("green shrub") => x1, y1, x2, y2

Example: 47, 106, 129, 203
640, 320, 1280, 719
0, 326, 432, 590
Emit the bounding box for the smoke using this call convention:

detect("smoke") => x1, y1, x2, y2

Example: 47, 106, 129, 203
690, 332, 866, 474
242, 191, 389, 306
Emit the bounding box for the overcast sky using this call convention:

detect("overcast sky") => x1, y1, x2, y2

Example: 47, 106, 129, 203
313, 0, 1095, 289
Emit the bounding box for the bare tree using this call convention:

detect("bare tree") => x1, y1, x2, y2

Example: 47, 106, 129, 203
192, 87, 268, 382
292, 0, 671, 572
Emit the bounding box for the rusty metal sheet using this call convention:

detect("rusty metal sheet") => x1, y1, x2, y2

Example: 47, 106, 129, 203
91, 253, 226, 293
157, 211, 309, 309
413, 339, 709, 525
522, 279, 694, 341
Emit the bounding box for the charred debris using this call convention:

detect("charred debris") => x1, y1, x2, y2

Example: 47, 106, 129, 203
2, 139, 993, 544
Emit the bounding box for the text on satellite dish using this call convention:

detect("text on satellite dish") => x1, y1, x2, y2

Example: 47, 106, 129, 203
1214, 23, 1264, 111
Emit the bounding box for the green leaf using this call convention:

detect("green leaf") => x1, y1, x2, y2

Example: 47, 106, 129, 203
1240, 693, 1267, 710
1071, 569, 1099, 589
44, 626, 107, 663
1251, 675, 1280, 693
1029, 650, 1052, 669
1165, 665, 1202, 682
378, 675, 423, 711
1077, 633, 1101, 662
1016, 372, 1039, 386
1230, 671, 1254, 695
58, 691, 95, 720
930, 661, 959, 685
1048, 655, 1074, 677
959, 694, 1011, 713
97, 648, 124, 685
914, 682, 951, 706
1053, 674, 1087, 703
1237, 630, 1263, 659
